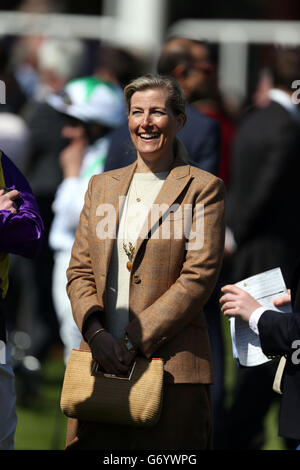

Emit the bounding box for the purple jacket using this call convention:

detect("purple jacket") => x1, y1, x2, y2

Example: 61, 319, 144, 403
0, 151, 44, 298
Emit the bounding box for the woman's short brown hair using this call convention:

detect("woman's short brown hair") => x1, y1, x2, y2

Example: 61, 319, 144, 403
124, 74, 186, 125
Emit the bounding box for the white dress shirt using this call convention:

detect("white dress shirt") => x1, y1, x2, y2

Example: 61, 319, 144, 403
249, 306, 268, 334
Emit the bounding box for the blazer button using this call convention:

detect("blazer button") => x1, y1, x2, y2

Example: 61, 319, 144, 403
133, 274, 141, 284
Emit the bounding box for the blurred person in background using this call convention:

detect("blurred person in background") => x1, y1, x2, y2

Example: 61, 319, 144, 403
0, 150, 44, 449
223, 45, 300, 450
48, 76, 126, 363
21, 38, 86, 370
31, 38, 86, 103
157, 37, 221, 175
182, 38, 237, 187
93, 42, 145, 90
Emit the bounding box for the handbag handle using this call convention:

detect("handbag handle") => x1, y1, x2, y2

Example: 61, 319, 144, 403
91, 360, 136, 380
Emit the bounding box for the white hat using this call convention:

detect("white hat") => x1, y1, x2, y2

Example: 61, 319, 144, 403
47, 76, 126, 128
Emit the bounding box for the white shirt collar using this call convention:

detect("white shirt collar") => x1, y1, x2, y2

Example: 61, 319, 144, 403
268, 88, 300, 121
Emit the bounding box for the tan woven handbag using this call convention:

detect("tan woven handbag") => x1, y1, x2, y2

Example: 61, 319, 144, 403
60, 349, 164, 427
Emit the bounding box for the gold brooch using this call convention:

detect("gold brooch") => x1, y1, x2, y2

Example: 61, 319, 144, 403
123, 241, 135, 271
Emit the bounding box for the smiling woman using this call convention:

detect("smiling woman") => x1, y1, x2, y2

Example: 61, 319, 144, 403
126, 76, 186, 172
64, 74, 225, 450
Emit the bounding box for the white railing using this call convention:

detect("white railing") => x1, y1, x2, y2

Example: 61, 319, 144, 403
167, 19, 300, 45
0, 11, 116, 39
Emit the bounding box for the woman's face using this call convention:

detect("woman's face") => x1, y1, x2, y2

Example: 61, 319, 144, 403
128, 87, 185, 163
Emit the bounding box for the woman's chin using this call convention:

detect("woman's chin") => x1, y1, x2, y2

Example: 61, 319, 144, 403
138, 150, 162, 161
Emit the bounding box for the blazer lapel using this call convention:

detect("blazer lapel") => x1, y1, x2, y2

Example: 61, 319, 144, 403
103, 161, 138, 273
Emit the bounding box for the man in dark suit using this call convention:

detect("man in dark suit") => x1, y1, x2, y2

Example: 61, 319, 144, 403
220, 262, 300, 449
224, 46, 300, 449
258, 274, 300, 448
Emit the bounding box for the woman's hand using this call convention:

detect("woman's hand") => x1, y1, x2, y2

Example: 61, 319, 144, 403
0, 188, 20, 213
220, 284, 261, 322
90, 331, 134, 376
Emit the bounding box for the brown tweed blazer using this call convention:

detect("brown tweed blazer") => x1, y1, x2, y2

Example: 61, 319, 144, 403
66, 144, 225, 384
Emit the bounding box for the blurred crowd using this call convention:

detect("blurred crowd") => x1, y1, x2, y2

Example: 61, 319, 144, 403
1, 1, 300, 452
